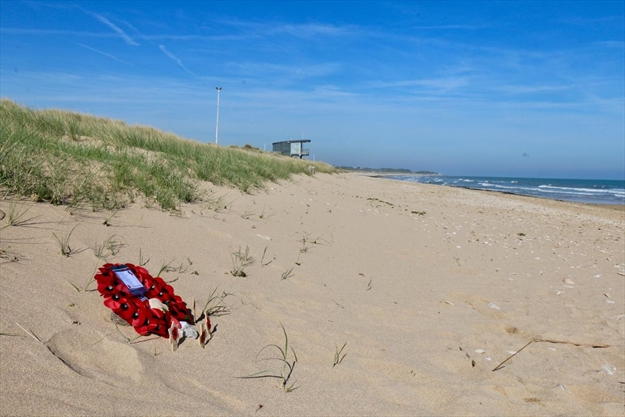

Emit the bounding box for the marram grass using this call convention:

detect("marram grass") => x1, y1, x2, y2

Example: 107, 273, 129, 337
0, 99, 336, 210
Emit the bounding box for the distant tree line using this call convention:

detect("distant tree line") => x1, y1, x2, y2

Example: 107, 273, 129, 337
336, 166, 439, 175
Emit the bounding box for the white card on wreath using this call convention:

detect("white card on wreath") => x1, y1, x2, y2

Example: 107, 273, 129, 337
112, 266, 147, 299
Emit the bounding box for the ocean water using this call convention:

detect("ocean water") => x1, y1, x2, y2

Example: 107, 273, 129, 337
386, 175, 625, 205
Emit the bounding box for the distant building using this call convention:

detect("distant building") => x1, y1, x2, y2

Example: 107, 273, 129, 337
272, 139, 311, 159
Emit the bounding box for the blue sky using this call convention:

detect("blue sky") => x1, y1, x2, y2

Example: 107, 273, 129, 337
1, 1, 623, 179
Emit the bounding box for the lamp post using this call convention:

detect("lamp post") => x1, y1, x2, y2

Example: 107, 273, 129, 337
215, 87, 222, 144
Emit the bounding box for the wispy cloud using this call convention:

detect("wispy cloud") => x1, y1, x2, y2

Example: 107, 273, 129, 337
220, 19, 355, 38
367, 76, 471, 92
594, 40, 625, 48
494, 84, 571, 95
224, 61, 341, 80
0, 28, 118, 38
410, 24, 491, 30
561, 15, 623, 25
158, 45, 194, 76
141, 33, 250, 41
272, 23, 352, 37
84, 10, 139, 46
74, 42, 133, 65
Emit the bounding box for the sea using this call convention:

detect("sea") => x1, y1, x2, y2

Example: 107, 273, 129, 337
385, 175, 625, 205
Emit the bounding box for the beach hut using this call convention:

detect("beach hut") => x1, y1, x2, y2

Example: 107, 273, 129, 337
272, 139, 311, 159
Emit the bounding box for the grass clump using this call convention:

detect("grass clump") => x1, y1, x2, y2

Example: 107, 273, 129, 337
240, 324, 298, 392
230, 245, 255, 277
333, 342, 347, 367
201, 287, 231, 318
53, 225, 78, 257
1, 202, 39, 228
0, 99, 336, 211
93, 235, 125, 260
280, 265, 295, 280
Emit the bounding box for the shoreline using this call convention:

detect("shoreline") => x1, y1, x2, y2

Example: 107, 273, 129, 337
360, 172, 625, 210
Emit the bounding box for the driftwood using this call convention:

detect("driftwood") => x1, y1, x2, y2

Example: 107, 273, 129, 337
492, 338, 610, 372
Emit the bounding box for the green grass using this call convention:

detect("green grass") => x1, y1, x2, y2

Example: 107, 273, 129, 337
1, 202, 38, 228
333, 342, 347, 368
0, 99, 336, 210
240, 324, 298, 392
53, 224, 78, 257
93, 235, 125, 260
230, 245, 255, 277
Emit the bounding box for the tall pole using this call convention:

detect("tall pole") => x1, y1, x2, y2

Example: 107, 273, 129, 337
215, 87, 222, 144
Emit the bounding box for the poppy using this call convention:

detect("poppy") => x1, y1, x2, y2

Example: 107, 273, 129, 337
154, 312, 169, 326
95, 270, 115, 281
129, 303, 149, 327
104, 297, 136, 322
198, 316, 212, 348
114, 283, 131, 298
156, 284, 174, 300
143, 309, 169, 337
143, 278, 162, 298
133, 265, 150, 278
167, 304, 182, 320
94, 272, 116, 287
134, 319, 151, 336
168, 321, 181, 351
205, 315, 212, 334
198, 325, 207, 348
97, 282, 118, 297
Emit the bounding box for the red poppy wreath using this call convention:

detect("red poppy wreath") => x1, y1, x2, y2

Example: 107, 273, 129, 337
94, 263, 211, 350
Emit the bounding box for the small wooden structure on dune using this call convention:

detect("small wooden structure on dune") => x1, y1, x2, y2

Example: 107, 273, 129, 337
272, 139, 311, 159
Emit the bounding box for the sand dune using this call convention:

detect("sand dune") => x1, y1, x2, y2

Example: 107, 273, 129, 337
1, 173, 623, 416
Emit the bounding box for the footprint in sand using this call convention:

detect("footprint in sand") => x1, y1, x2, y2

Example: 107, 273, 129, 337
46, 328, 152, 386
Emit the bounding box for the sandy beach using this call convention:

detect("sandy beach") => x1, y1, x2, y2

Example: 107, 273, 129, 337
1, 172, 623, 416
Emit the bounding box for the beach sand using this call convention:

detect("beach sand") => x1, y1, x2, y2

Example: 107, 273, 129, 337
1, 172, 623, 416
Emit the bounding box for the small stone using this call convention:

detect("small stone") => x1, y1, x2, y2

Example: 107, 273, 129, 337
602, 364, 616, 375
110, 312, 130, 326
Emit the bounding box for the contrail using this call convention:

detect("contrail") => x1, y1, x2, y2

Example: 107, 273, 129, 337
74, 42, 134, 65
159, 45, 194, 76
90, 11, 139, 46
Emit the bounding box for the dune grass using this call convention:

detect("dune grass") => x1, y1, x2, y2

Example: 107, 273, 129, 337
0, 99, 336, 210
